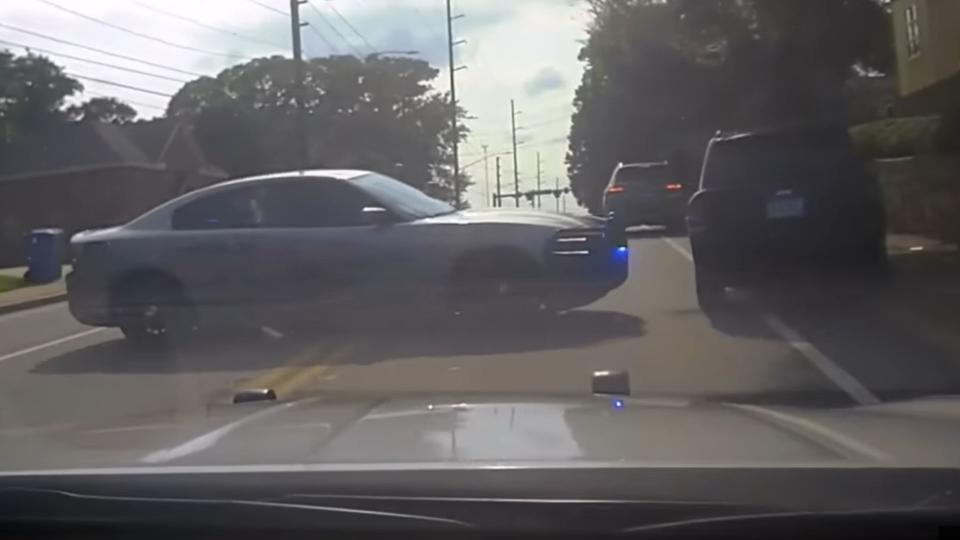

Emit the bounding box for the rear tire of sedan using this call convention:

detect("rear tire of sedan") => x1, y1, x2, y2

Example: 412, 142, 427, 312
113, 273, 196, 350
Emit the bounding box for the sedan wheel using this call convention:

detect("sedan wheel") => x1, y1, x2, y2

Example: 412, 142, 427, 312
114, 275, 195, 349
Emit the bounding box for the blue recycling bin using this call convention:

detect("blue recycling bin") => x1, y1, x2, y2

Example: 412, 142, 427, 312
25, 229, 64, 284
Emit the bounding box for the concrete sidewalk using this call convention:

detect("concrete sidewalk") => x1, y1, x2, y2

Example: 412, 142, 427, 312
0, 267, 68, 316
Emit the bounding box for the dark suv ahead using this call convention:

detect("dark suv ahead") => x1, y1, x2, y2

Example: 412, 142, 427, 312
603, 162, 688, 230
687, 125, 887, 308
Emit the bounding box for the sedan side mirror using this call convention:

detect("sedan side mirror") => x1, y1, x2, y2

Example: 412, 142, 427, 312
362, 206, 394, 227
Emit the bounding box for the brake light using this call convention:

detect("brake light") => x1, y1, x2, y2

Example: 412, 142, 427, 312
665, 183, 683, 192
606, 185, 625, 194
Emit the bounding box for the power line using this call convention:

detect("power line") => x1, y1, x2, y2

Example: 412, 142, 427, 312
36, 0, 252, 61
69, 72, 175, 98
324, 0, 376, 53
306, 24, 340, 54
244, 0, 288, 17
355, 0, 445, 45
306, 0, 363, 56
133, 1, 288, 51
0, 23, 205, 77
0, 38, 189, 84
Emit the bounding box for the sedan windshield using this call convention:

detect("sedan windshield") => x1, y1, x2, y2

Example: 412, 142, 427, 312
354, 173, 455, 220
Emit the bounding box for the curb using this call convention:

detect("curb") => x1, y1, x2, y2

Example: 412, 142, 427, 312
0, 293, 68, 317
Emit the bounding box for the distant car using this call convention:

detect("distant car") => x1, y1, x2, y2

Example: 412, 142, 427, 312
602, 162, 688, 230
67, 170, 629, 346
687, 125, 887, 308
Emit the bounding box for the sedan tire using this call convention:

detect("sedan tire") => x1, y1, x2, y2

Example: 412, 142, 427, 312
113, 273, 196, 350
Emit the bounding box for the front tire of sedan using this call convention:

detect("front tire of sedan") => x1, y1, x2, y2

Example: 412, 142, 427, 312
112, 273, 196, 350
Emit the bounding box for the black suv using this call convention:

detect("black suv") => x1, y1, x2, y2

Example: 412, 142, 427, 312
603, 162, 688, 230
687, 125, 887, 308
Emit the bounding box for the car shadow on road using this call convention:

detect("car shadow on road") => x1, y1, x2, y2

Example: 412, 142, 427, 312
29, 331, 305, 375
30, 309, 646, 375
698, 251, 960, 402
330, 309, 647, 364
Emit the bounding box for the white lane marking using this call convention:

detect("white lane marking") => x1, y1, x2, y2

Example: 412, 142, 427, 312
260, 326, 285, 340
661, 237, 881, 406
0, 302, 66, 321
758, 313, 880, 406
141, 402, 299, 464
662, 237, 694, 262
0, 328, 105, 364
731, 404, 889, 461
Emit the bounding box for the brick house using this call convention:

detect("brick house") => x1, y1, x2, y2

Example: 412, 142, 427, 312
0, 119, 226, 266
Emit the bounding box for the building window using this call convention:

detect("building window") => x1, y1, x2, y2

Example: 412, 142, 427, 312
905, 3, 922, 58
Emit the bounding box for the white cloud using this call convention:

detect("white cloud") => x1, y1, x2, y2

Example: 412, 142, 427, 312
0, 0, 588, 208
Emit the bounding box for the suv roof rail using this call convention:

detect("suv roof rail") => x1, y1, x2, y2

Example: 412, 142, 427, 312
712, 122, 849, 143
618, 161, 669, 168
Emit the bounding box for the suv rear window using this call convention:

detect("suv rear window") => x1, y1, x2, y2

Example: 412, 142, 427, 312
702, 131, 863, 190
613, 165, 670, 186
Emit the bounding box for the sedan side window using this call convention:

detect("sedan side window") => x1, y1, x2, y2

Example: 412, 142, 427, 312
172, 188, 262, 230
259, 179, 376, 228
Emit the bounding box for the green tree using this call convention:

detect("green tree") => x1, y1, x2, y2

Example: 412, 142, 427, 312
168, 55, 470, 203
0, 51, 82, 142
67, 97, 137, 124
567, 0, 893, 213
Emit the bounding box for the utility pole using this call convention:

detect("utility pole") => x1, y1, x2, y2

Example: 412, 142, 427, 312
482, 144, 490, 207
510, 99, 520, 208
555, 177, 561, 212
495, 156, 502, 208
535, 152, 542, 209
289, 0, 307, 171
446, 0, 466, 208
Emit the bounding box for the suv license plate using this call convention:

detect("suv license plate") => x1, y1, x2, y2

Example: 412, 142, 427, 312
766, 197, 805, 219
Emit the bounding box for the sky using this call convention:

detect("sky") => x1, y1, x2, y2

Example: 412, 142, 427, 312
0, 0, 591, 210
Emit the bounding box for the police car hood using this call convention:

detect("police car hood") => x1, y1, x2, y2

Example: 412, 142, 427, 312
2, 394, 960, 473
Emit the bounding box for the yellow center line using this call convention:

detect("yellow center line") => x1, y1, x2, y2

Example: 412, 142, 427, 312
237, 341, 337, 392
272, 343, 354, 398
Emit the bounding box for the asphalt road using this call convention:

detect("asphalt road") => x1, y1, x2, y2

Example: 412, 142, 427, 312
1, 234, 960, 434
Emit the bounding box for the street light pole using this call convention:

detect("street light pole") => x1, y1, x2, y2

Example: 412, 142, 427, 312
366, 50, 420, 59
289, 0, 308, 171
536, 152, 542, 209
482, 144, 490, 207
511, 99, 520, 208
446, 0, 465, 208
495, 156, 502, 208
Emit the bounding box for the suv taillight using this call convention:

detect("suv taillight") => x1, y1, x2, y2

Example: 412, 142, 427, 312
606, 185, 625, 194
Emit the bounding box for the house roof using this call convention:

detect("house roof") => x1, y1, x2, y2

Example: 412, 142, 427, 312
0, 118, 223, 180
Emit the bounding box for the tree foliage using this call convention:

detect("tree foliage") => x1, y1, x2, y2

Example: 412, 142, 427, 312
0, 50, 138, 142
0, 51, 81, 142
567, 0, 893, 212
67, 97, 137, 124
167, 55, 469, 203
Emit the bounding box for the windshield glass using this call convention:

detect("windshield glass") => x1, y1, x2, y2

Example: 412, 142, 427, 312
2, 0, 960, 518
614, 165, 671, 185
354, 173, 455, 220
